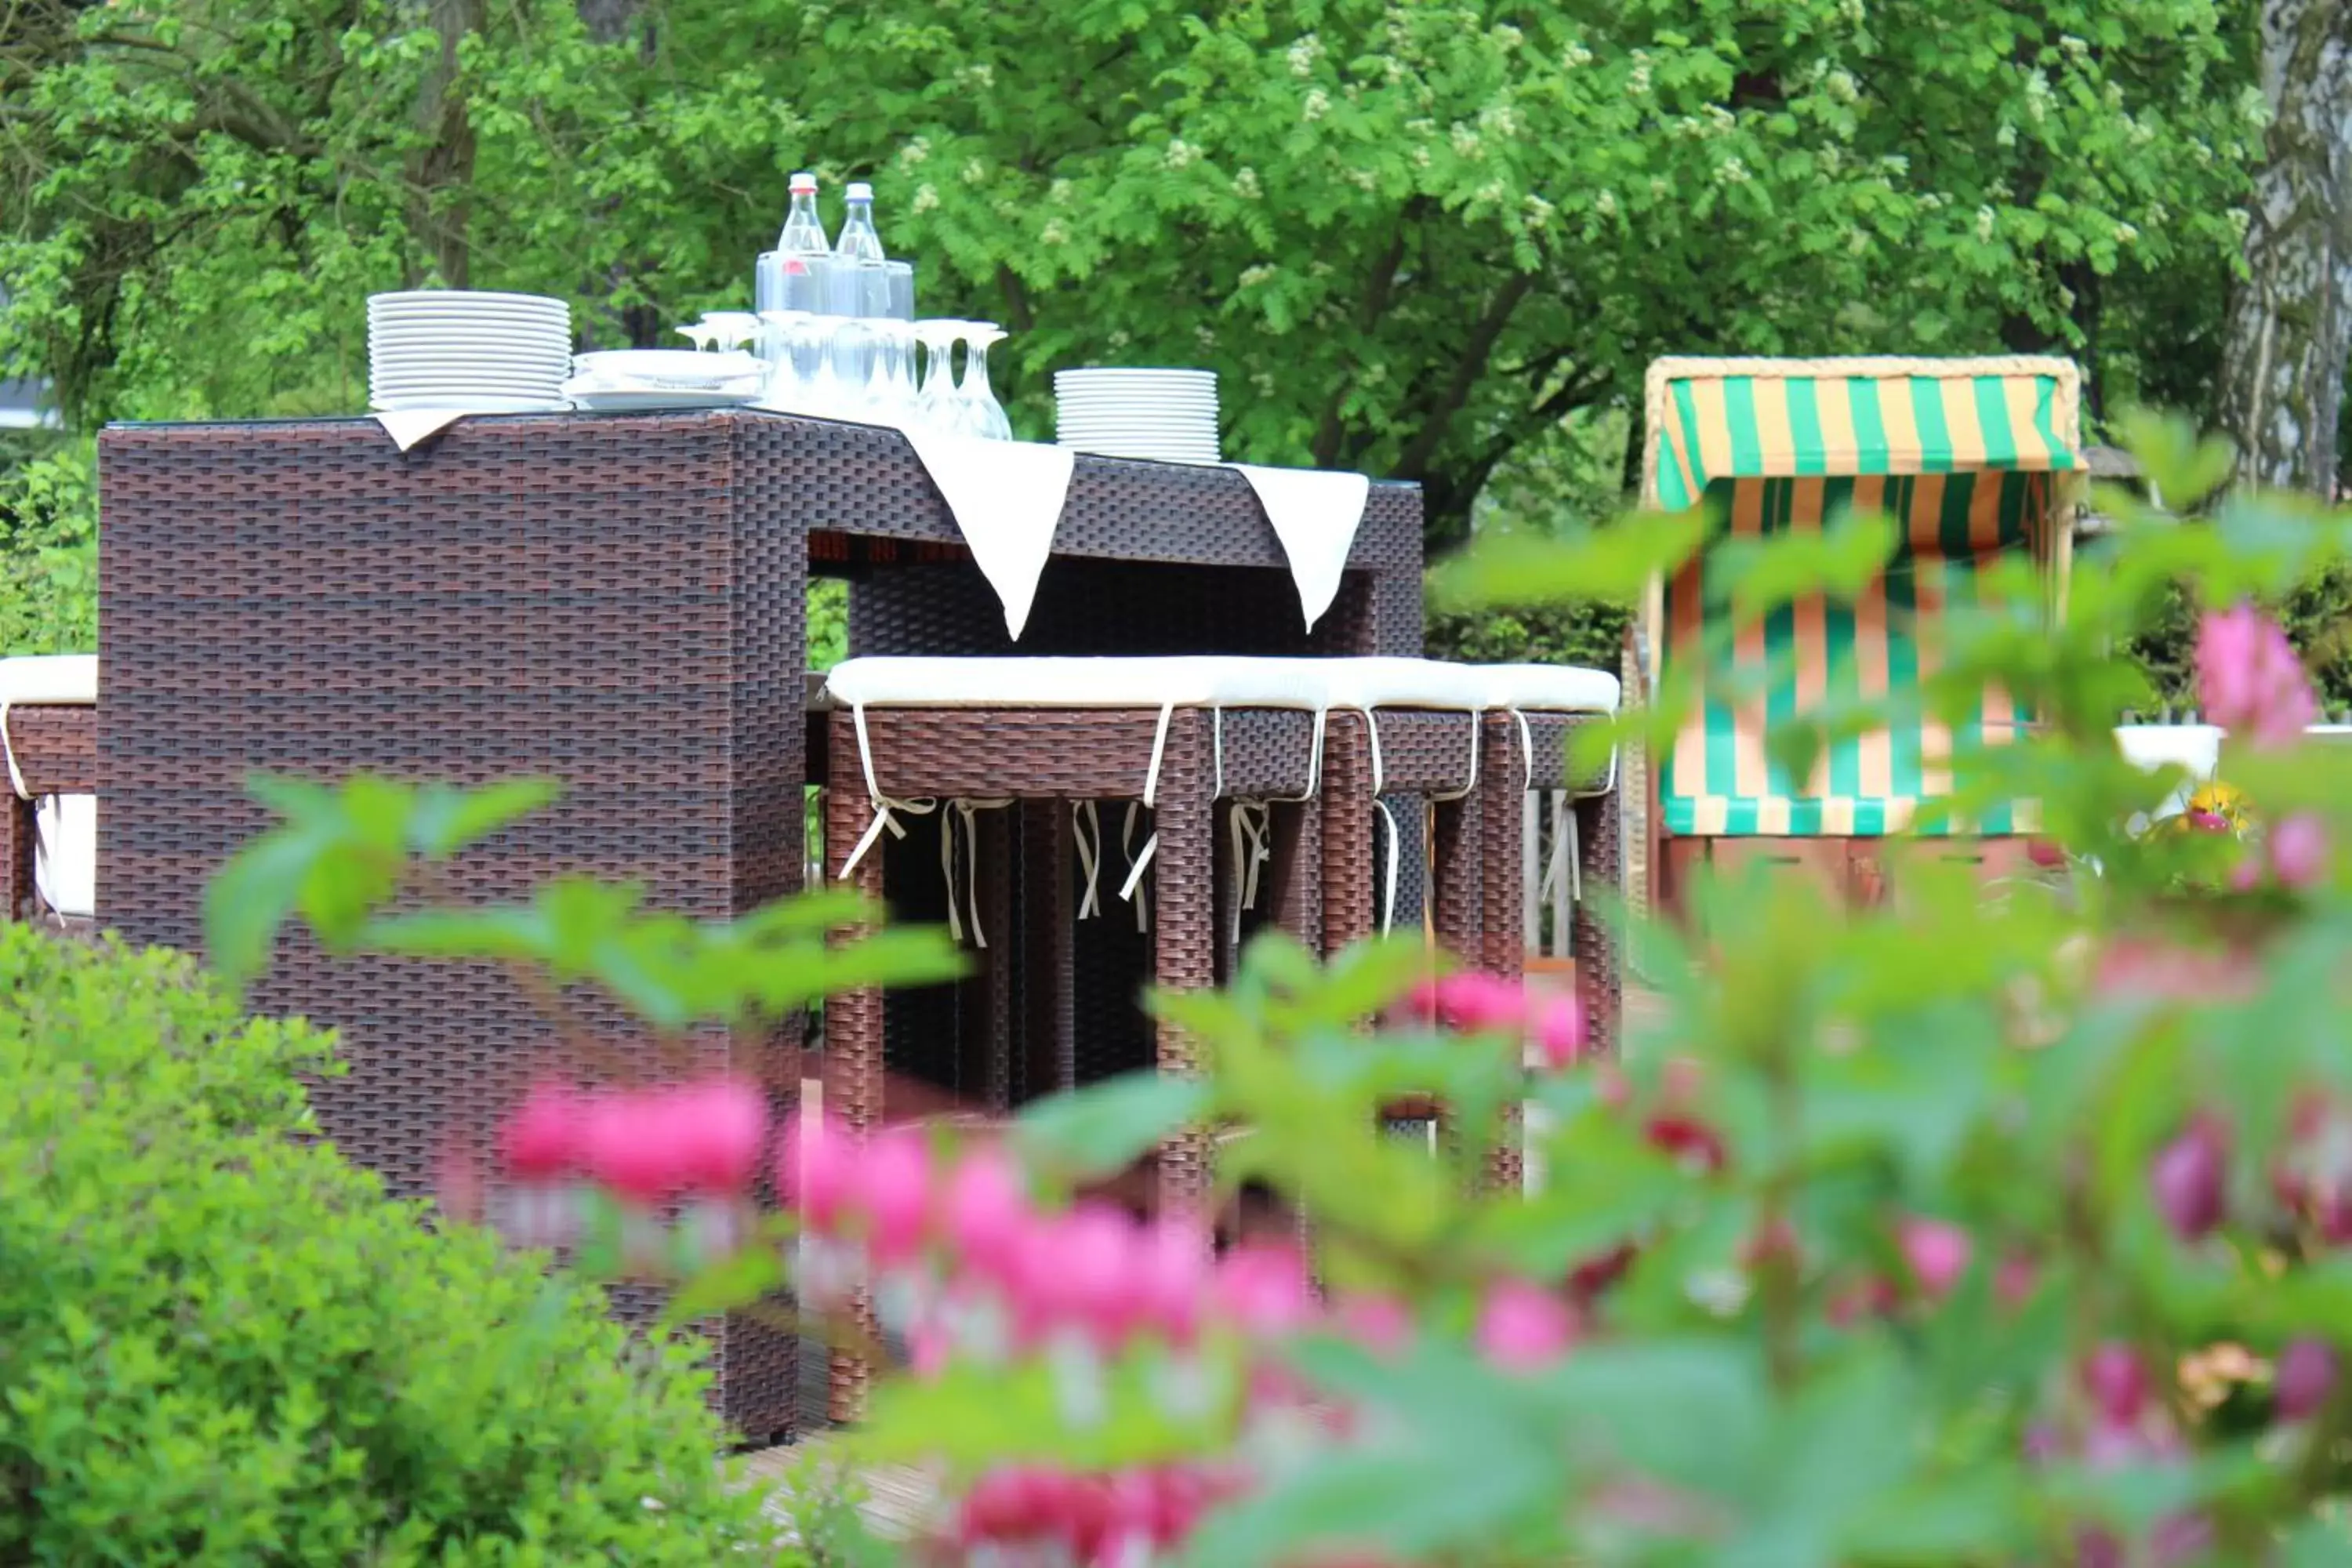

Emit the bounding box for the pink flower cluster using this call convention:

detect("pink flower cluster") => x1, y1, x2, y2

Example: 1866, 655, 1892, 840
951, 1461, 1249, 1564
1406, 970, 1586, 1069
2198, 604, 2318, 750
501, 1075, 767, 1203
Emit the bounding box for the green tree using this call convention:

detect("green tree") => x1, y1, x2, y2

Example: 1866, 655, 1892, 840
4, 0, 2263, 549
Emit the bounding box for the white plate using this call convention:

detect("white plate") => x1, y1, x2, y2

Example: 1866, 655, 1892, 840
1058, 426, 1221, 439
369, 394, 564, 413
371, 352, 571, 368
1061, 441, 1222, 457
373, 382, 569, 397
369, 303, 572, 324
372, 289, 567, 308
573, 350, 760, 378
372, 379, 568, 397
370, 332, 572, 350
1058, 399, 1223, 411
566, 389, 761, 411
1055, 368, 1216, 382
1058, 405, 1220, 417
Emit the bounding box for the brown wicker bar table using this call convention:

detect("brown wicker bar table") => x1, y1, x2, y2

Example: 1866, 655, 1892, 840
96, 408, 1423, 1443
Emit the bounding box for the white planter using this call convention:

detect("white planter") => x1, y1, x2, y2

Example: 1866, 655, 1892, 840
2112, 724, 2223, 823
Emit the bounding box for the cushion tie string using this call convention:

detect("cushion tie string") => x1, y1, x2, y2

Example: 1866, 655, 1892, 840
1226, 798, 1274, 946
840, 704, 936, 880
1374, 798, 1401, 937
1073, 800, 1105, 920
1117, 802, 1152, 933
1428, 709, 1483, 803
1540, 798, 1581, 910
940, 797, 1012, 947
1512, 708, 1536, 792
0, 702, 26, 801
1112, 702, 1177, 929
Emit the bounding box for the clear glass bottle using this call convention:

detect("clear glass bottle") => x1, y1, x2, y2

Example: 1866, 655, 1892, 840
834, 180, 885, 263
760, 172, 831, 313
779, 171, 831, 261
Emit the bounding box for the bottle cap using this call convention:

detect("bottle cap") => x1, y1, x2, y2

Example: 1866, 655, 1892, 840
846, 181, 873, 201
789, 172, 817, 193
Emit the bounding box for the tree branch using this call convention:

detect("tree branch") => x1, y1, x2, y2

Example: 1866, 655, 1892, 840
1311, 202, 1421, 468
1393, 270, 1535, 480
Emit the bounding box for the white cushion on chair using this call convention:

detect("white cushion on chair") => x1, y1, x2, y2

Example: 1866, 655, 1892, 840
0, 654, 97, 706
1460, 662, 1621, 714
36, 796, 95, 919
824, 655, 1622, 717
822, 656, 1334, 712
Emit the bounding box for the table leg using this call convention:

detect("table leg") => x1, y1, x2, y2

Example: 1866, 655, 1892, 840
1478, 716, 1526, 1193
822, 712, 884, 1425
1152, 713, 1215, 1222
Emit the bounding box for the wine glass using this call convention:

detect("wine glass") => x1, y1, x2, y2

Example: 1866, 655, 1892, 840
957, 322, 1012, 441
914, 320, 965, 432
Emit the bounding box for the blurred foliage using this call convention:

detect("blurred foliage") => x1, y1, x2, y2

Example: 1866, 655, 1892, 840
205, 413, 2352, 1563
2, 0, 2265, 544
0, 926, 786, 1563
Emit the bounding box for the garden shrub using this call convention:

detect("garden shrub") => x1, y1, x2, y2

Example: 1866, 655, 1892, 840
0, 927, 781, 1566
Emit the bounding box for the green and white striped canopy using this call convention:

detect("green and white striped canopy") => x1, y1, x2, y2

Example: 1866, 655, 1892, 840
1641, 358, 2083, 838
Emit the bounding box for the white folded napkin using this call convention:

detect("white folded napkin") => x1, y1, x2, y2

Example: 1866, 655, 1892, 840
1230, 464, 1371, 631
373, 408, 478, 452
894, 424, 1075, 639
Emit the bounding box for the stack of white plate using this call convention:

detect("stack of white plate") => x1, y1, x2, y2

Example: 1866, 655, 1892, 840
564, 349, 765, 412
1054, 368, 1220, 463
367, 291, 571, 412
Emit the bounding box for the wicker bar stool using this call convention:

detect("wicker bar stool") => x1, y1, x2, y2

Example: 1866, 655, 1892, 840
2, 656, 99, 926
815, 655, 1332, 1421
1315, 662, 1623, 1185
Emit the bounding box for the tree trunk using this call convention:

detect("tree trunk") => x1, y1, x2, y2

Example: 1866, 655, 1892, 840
405, 0, 485, 289
2216, 0, 2352, 496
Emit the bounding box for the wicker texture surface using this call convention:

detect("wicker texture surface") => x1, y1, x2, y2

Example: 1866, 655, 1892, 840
97, 410, 1425, 1440
4, 705, 97, 921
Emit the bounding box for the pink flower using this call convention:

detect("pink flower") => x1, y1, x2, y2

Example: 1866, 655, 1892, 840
1410, 970, 1530, 1033
940, 1146, 1031, 1282
859, 1130, 934, 1267
2197, 604, 2317, 749
2270, 812, 2329, 889
776, 1112, 856, 1235
579, 1091, 683, 1205
1331, 1291, 1414, 1359
1533, 995, 1586, 1069
2151, 1118, 2228, 1240
1133, 1220, 1210, 1345
1054, 1202, 1146, 1347
1476, 1278, 1577, 1370
2082, 1341, 2148, 1425
2027, 838, 2067, 869
2275, 1337, 2339, 1422
2184, 810, 2230, 834
668, 1075, 768, 1196
1896, 1216, 1973, 1299
499, 1080, 585, 1181
1213, 1241, 1316, 1335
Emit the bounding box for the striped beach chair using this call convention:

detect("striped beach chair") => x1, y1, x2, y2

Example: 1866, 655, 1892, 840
1632, 357, 2083, 909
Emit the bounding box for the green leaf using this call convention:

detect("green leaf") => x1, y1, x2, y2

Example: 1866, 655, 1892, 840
203, 821, 336, 989
406, 778, 561, 858
659, 1243, 788, 1327
1013, 1072, 1212, 1178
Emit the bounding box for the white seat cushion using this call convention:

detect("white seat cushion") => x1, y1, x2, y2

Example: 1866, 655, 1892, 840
824, 655, 1621, 717
822, 656, 1333, 712
0, 654, 97, 706
35, 796, 95, 919
1461, 662, 1620, 714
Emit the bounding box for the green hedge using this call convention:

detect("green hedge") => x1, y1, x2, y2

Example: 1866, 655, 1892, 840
0, 928, 782, 1565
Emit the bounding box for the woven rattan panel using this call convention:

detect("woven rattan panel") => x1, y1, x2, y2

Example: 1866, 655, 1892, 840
844, 480, 1427, 1083
98, 413, 807, 1442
